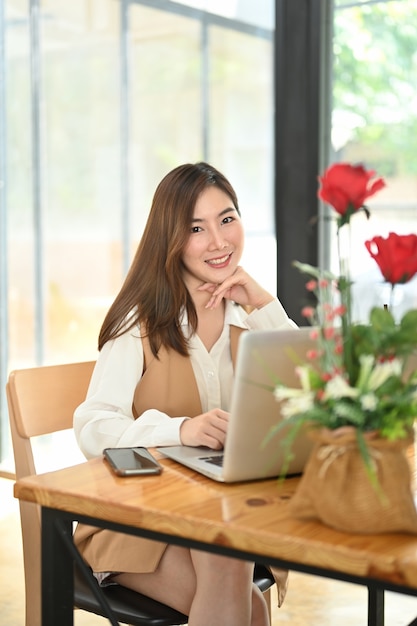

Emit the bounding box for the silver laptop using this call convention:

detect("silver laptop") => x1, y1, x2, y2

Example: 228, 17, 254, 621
158, 327, 315, 482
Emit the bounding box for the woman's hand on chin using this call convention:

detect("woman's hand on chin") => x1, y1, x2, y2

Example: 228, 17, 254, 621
197, 267, 274, 311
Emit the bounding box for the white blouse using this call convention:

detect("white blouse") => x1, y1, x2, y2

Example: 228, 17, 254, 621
74, 299, 296, 459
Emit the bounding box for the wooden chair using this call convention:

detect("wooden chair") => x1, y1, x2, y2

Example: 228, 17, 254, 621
6, 361, 274, 626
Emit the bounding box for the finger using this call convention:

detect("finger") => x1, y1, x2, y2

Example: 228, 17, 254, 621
205, 293, 223, 309
213, 275, 246, 300
205, 287, 234, 309
207, 426, 227, 447
211, 279, 237, 296
215, 410, 229, 425
204, 437, 224, 450
211, 420, 228, 437
196, 282, 217, 293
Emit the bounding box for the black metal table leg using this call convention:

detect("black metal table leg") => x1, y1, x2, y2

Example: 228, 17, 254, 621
42, 507, 75, 626
368, 586, 384, 626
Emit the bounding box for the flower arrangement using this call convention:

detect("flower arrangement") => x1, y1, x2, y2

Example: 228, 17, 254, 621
271, 163, 417, 482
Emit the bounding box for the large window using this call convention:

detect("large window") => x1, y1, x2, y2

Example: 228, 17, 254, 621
1, 0, 276, 469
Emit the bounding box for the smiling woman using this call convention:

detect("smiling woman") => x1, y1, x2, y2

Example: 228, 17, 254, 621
72, 161, 295, 625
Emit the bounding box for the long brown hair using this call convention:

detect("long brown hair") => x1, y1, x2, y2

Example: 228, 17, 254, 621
98, 162, 240, 356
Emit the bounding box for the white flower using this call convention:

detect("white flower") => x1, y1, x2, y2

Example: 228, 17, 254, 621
273, 385, 314, 419
360, 392, 378, 411
323, 375, 359, 400
356, 354, 375, 390
367, 358, 402, 390
280, 394, 315, 419
274, 386, 304, 401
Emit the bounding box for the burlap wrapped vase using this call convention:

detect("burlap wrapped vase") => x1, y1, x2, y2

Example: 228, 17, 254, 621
289, 426, 417, 534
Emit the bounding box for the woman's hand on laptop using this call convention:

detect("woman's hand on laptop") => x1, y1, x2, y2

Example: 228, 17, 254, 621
198, 266, 274, 311
180, 409, 229, 449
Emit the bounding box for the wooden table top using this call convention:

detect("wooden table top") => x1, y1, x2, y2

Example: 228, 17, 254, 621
14, 452, 417, 591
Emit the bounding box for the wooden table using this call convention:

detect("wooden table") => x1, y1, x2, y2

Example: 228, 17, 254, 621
14, 452, 417, 626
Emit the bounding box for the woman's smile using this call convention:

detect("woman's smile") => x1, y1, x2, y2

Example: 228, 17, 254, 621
205, 252, 233, 268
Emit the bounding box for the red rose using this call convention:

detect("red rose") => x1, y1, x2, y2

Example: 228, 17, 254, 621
365, 232, 417, 285
318, 163, 385, 228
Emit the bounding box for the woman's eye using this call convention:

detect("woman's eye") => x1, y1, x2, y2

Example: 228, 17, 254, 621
191, 226, 202, 233
222, 216, 234, 224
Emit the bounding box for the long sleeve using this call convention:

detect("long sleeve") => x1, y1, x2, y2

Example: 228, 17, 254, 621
244, 298, 297, 330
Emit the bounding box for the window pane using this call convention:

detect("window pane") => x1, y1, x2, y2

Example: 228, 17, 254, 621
2, 0, 275, 468
129, 4, 202, 242
39, 0, 121, 363
331, 0, 417, 321
209, 24, 275, 288
129, 2, 276, 291
7, 1, 34, 365
171, 0, 274, 29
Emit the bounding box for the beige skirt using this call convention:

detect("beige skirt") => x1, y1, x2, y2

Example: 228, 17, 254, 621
74, 524, 288, 607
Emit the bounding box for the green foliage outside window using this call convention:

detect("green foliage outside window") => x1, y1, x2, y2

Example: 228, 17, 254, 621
333, 1, 417, 176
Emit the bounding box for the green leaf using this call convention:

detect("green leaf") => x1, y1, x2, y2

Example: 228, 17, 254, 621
400, 309, 417, 329
333, 400, 366, 427
369, 306, 395, 331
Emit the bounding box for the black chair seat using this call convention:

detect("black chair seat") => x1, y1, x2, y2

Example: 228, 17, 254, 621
74, 565, 188, 625
74, 563, 275, 625
254, 563, 275, 593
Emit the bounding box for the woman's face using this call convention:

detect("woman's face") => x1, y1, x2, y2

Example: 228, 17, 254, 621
181, 185, 244, 290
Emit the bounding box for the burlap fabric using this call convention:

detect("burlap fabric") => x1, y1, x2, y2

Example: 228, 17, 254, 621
289, 427, 417, 534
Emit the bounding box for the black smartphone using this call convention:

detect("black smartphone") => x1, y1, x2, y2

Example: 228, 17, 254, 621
103, 447, 163, 476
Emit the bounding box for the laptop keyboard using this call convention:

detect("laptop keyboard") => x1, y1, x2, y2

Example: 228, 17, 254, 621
199, 454, 224, 467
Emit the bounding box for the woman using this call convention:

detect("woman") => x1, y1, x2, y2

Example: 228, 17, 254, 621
74, 162, 295, 626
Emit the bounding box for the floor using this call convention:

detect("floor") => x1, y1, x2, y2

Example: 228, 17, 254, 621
2, 477, 417, 625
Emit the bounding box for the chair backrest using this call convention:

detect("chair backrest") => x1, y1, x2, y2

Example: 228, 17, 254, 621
6, 361, 95, 626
